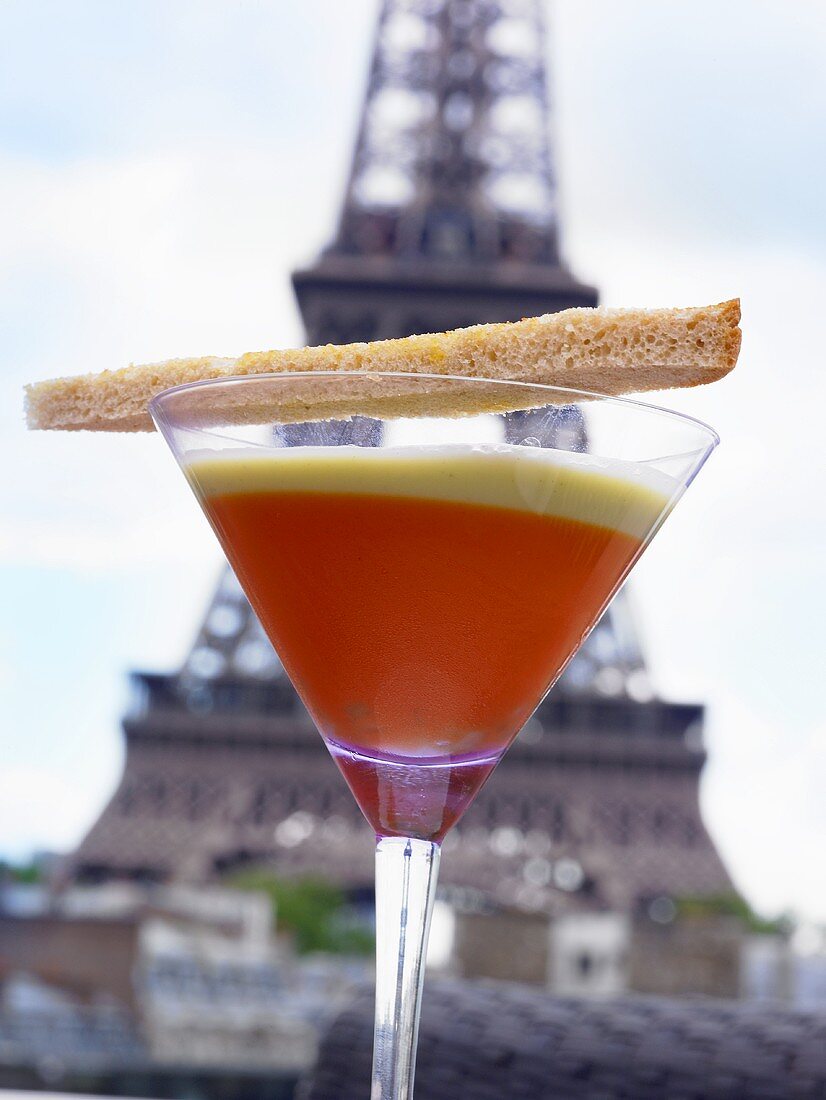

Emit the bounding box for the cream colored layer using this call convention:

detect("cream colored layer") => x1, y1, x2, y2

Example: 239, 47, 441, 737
186, 444, 678, 541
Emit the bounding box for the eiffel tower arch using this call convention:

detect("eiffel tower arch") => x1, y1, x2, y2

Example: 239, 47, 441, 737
72, 0, 732, 913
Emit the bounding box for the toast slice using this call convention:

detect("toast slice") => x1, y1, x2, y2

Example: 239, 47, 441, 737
24, 300, 740, 431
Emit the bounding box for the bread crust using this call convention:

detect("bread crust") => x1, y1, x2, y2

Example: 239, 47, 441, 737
24, 300, 740, 431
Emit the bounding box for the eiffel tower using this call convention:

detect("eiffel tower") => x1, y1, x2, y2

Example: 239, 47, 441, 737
72, 0, 732, 912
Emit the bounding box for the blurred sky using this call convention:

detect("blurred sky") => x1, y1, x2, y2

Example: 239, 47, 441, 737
1, 0, 825, 920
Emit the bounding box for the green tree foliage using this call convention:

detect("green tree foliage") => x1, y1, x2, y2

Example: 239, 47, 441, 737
229, 869, 374, 956
675, 893, 791, 935
0, 860, 42, 884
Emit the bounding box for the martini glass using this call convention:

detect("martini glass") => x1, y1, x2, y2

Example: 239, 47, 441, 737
150, 372, 718, 1100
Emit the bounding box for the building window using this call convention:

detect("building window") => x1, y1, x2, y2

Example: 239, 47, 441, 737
576, 952, 594, 978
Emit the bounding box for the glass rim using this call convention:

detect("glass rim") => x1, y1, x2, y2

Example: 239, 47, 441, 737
149, 369, 720, 448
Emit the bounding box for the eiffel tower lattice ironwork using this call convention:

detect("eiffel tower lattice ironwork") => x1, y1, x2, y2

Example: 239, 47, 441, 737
293, 0, 596, 344
72, 0, 732, 914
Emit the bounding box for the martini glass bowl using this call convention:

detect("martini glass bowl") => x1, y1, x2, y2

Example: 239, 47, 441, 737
150, 371, 718, 1100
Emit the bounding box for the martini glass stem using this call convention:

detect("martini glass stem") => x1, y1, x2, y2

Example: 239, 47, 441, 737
372, 836, 441, 1100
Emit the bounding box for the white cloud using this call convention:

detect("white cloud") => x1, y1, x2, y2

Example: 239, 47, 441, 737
0, 140, 336, 574
703, 697, 826, 921
0, 145, 319, 374
0, 768, 101, 858
553, 0, 826, 261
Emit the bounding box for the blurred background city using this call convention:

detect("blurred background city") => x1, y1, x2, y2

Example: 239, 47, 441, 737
1, 1, 825, 1097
